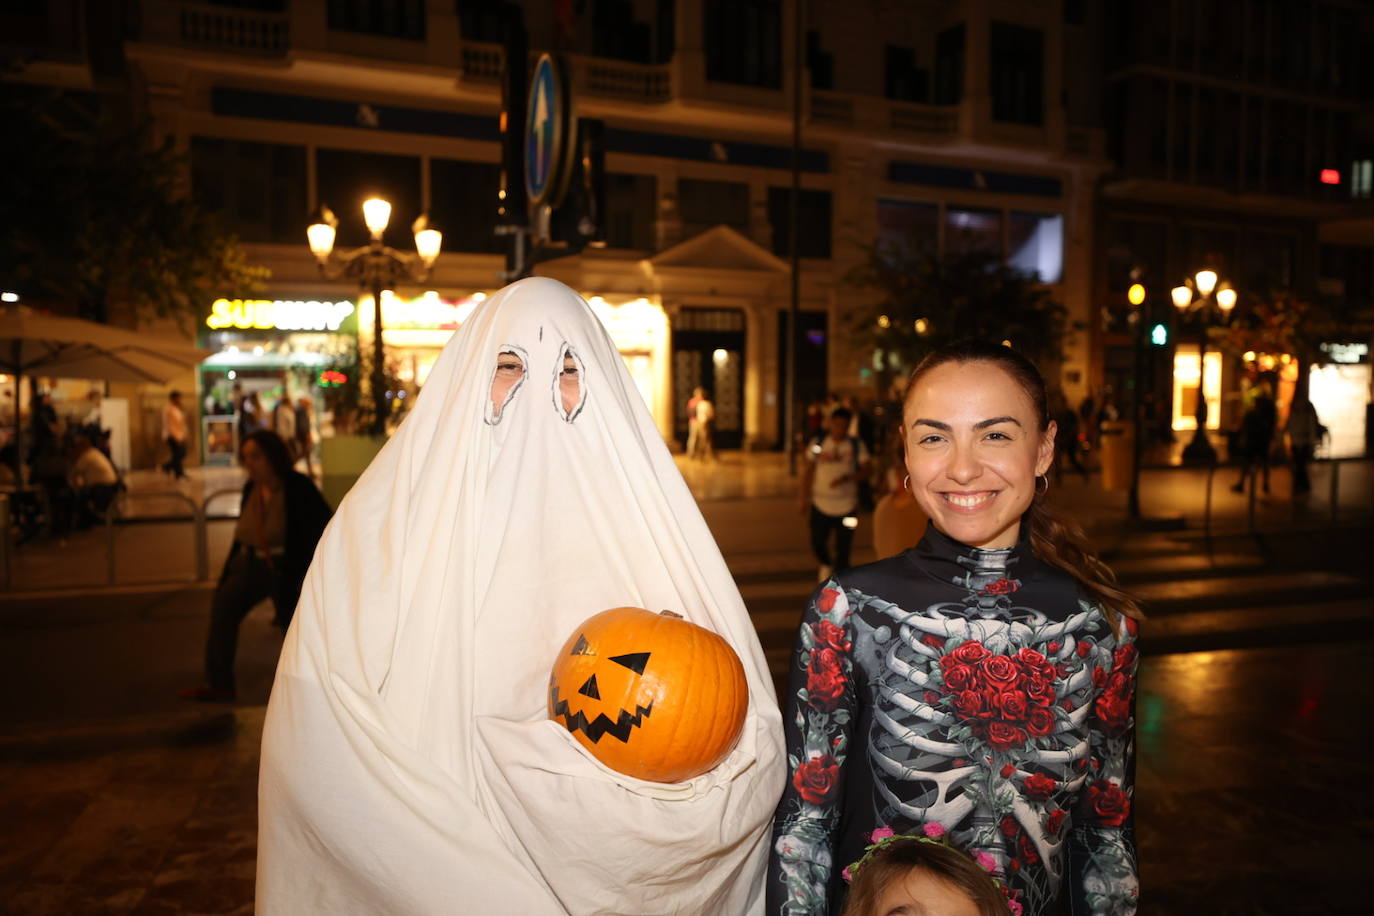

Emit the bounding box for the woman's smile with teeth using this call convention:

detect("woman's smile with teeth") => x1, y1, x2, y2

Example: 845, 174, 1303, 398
943, 491, 996, 508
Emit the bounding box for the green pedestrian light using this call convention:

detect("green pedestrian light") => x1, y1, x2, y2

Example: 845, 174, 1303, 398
1150, 323, 1168, 346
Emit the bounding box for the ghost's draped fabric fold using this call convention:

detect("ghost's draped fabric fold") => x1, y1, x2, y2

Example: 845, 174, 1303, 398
257, 277, 786, 915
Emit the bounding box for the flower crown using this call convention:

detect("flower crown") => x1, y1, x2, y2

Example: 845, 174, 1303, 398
842, 824, 1023, 915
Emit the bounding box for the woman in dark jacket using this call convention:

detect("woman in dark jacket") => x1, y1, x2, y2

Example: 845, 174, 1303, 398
180, 430, 331, 702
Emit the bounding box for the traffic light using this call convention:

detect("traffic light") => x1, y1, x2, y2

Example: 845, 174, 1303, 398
1150, 323, 1168, 346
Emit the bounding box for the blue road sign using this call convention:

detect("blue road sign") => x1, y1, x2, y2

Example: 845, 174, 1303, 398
525, 55, 571, 208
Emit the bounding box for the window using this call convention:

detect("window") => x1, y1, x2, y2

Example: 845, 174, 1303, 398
990, 22, 1043, 125
678, 178, 750, 239
327, 0, 425, 40
876, 199, 938, 259
703, 0, 781, 89
807, 31, 834, 91
767, 187, 832, 258
605, 173, 658, 250
1241, 233, 1295, 293
190, 137, 306, 244
315, 148, 422, 248
934, 24, 965, 105
458, 0, 520, 43
885, 45, 928, 103
429, 158, 502, 254
945, 206, 1001, 256
592, 0, 654, 64
1007, 212, 1063, 283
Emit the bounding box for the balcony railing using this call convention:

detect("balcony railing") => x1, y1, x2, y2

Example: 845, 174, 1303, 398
809, 90, 959, 138
456, 40, 672, 104
141, 1, 289, 56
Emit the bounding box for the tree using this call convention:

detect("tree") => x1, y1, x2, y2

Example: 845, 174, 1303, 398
844, 243, 1068, 393
1214, 292, 1344, 398
0, 84, 266, 327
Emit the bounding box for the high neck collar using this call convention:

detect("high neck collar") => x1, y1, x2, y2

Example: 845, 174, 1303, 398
911, 521, 1041, 593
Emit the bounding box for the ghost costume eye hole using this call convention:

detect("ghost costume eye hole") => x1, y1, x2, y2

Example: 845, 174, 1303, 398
486, 348, 526, 424
555, 345, 585, 422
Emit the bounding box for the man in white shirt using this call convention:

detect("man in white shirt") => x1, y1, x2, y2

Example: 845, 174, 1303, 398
161, 390, 189, 479
799, 407, 871, 581
68, 432, 120, 527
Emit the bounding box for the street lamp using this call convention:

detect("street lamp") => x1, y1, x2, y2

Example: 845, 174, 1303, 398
307, 199, 443, 437
1172, 268, 1236, 463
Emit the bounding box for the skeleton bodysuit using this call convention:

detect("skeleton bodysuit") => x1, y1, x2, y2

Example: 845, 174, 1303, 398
767, 523, 1138, 915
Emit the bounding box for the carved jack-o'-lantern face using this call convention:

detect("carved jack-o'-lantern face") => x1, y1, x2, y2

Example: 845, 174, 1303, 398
548, 607, 748, 784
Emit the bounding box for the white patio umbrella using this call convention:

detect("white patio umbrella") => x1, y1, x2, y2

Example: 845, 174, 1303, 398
1, 305, 211, 480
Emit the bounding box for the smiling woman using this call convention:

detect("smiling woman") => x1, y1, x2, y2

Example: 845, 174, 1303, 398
768, 340, 1144, 916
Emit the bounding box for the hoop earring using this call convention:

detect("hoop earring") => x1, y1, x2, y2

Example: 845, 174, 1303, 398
902, 475, 910, 491
1035, 474, 1050, 496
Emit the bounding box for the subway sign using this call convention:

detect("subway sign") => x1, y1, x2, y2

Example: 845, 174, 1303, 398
206, 298, 355, 332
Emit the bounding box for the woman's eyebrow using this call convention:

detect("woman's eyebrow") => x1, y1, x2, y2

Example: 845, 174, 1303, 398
912, 418, 951, 431
975, 415, 1022, 429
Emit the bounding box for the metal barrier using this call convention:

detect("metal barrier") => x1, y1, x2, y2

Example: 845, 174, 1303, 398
103, 489, 201, 586
1200, 456, 1367, 538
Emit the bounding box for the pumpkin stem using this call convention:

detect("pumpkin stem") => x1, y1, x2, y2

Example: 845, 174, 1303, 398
660, 609, 684, 619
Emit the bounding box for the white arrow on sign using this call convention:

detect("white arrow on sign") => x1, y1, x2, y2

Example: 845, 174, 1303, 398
533, 85, 549, 188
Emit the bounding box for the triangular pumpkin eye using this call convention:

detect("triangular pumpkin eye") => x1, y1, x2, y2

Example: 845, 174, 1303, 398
570, 634, 594, 656
578, 674, 600, 699
609, 652, 650, 675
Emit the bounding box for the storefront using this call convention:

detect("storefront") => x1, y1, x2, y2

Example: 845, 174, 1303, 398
1310, 341, 1370, 458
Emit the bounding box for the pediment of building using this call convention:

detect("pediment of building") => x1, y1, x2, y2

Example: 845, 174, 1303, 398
649, 225, 789, 273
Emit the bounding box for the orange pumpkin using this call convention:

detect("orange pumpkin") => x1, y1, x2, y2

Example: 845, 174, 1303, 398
548, 607, 748, 783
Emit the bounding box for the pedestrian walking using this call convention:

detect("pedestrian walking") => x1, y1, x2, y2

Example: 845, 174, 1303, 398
1232, 381, 1277, 494
693, 388, 717, 460
179, 430, 330, 702
1285, 395, 1325, 495
272, 394, 297, 461
800, 406, 871, 581
685, 386, 703, 456
161, 390, 189, 479
1051, 392, 1089, 481
294, 395, 315, 476
256, 277, 783, 914
770, 339, 1143, 916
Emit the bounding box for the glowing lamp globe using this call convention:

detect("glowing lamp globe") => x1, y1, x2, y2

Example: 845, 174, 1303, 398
548, 607, 748, 783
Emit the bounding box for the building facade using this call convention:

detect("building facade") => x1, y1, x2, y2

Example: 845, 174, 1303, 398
8, 0, 1109, 458
1093, 0, 1374, 457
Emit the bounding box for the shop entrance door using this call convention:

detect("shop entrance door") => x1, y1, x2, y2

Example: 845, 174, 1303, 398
672, 308, 746, 449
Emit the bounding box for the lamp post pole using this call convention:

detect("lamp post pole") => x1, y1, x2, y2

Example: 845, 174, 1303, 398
307, 199, 443, 439
1126, 282, 1146, 519
1174, 270, 1237, 464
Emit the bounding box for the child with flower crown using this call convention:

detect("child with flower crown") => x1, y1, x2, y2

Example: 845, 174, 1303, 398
841, 825, 1015, 916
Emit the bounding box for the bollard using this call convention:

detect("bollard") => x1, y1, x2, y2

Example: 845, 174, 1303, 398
194, 504, 209, 581
1329, 459, 1340, 526
0, 494, 10, 592
1203, 464, 1215, 553
106, 508, 118, 585
1247, 466, 1257, 532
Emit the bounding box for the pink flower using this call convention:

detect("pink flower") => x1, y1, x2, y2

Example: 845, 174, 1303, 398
1008, 901, 1024, 915
922, 822, 946, 839
841, 866, 852, 883
870, 826, 895, 842
974, 851, 1000, 873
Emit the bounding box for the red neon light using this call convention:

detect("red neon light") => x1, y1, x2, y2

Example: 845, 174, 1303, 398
1320, 168, 1341, 185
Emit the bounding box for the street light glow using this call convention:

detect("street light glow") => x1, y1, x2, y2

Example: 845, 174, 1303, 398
1171, 286, 1193, 310
414, 228, 443, 266
307, 221, 336, 261
0, 291, 18, 303
362, 198, 392, 238
1216, 287, 1237, 313
1128, 283, 1146, 306
1194, 269, 1218, 297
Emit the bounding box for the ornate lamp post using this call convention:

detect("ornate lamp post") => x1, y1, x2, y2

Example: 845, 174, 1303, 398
307, 199, 442, 437
1172, 269, 1237, 463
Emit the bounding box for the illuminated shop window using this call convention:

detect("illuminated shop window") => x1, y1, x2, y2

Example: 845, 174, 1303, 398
1171, 346, 1222, 431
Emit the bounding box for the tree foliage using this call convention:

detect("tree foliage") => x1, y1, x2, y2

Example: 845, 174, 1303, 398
0, 84, 266, 327
844, 243, 1068, 390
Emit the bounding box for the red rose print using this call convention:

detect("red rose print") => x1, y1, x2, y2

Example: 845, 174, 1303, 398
941, 662, 976, 692
1024, 675, 1055, 707
993, 690, 1030, 720
1009, 859, 1021, 872
981, 656, 1022, 690
1015, 648, 1047, 669
985, 722, 1029, 749
922, 689, 939, 705
1044, 808, 1066, 834
1094, 692, 1131, 734
1057, 663, 1072, 677
1106, 671, 1133, 699
1018, 833, 1040, 865
1113, 644, 1138, 671
1092, 667, 1108, 687
1124, 616, 1140, 636
950, 641, 992, 665
1085, 779, 1131, 826
806, 648, 847, 711
999, 815, 1018, 837
792, 755, 841, 805
1023, 772, 1057, 799
921, 634, 945, 649
816, 588, 840, 613
813, 619, 851, 654
1000, 763, 1016, 778
1059, 697, 1075, 711
1074, 758, 1089, 771
1026, 706, 1056, 738
982, 577, 1018, 595
1076, 641, 1093, 658
1047, 641, 1062, 655
953, 689, 989, 719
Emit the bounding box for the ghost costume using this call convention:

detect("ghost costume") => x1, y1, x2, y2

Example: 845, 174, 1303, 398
257, 278, 786, 914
